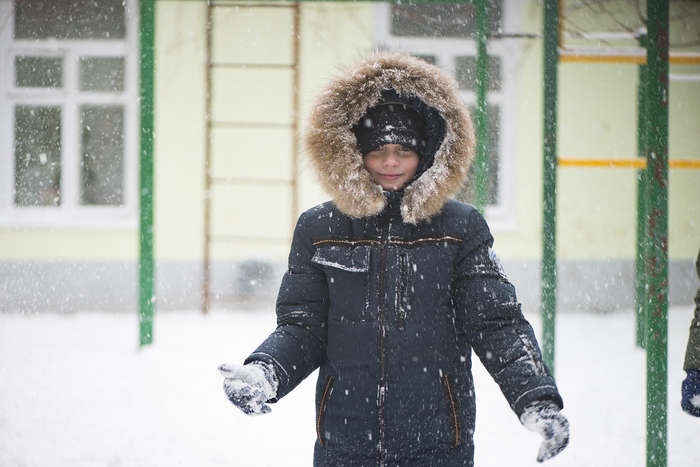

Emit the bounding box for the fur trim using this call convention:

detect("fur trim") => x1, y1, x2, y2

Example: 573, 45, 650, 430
304, 51, 475, 224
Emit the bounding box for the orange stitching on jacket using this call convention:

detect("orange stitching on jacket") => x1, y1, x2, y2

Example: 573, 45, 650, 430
444, 375, 460, 447
317, 376, 335, 447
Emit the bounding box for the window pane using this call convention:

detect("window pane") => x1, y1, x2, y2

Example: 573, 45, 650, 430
15, 56, 63, 88
457, 104, 500, 206
14, 106, 62, 207
455, 56, 502, 91
391, 2, 502, 38
80, 56, 125, 92
80, 105, 124, 205
14, 0, 126, 40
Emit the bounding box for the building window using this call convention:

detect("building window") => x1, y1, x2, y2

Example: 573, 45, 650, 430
374, 0, 516, 229
390, 2, 502, 38
0, 0, 138, 228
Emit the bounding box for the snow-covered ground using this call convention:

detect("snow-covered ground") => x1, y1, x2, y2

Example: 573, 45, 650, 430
1, 306, 698, 467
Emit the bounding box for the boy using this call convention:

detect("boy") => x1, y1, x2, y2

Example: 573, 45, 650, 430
220, 52, 569, 466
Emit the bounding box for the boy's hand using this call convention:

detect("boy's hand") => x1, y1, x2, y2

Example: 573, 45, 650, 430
520, 401, 570, 462
681, 369, 700, 417
218, 362, 278, 416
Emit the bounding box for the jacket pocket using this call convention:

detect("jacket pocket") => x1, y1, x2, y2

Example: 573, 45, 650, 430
396, 252, 410, 329
311, 245, 371, 322
311, 245, 370, 273
442, 374, 460, 447
317, 375, 335, 447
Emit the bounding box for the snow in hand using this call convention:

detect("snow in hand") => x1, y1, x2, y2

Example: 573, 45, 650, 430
519, 401, 569, 462
1, 306, 699, 466
692, 394, 700, 409
219, 362, 277, 415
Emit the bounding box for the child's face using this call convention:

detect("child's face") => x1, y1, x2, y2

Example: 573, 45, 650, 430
363, 144, 419, 191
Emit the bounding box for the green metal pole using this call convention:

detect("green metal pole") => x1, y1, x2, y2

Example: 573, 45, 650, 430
635, 44, 648, 349
645, 1, 669, 465
541, 0, 558, 374
473, 0, 489, 213
139, 0, 156, 347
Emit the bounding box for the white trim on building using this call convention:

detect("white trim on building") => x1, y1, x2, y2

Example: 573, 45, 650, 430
0, 0, 139, 229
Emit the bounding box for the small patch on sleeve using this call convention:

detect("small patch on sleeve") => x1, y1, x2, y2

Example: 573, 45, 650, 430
488, 248, 506, 276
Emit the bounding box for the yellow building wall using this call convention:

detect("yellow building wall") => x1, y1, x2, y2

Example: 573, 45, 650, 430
492, 1, 699, 261
154, 1, 207, 261
298, 3, 375, 212
152, 1, 375, 263
203, 2, 374, 261
0, 1, 696, 266
668, 74, 700, 259
0, 229, 136, 261
490, 0, 543, 260
0, 2, 373, 263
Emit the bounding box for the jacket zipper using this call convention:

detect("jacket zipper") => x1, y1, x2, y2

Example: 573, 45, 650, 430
443, 374, 460, 447
377, 218, 390, 467
317, 375, 335, 447
397, 253, 408, 330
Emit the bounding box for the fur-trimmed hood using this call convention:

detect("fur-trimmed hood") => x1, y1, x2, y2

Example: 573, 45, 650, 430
304, 52, 475, 224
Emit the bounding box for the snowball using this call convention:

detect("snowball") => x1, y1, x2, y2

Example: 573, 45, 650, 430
691, 394, 700, 409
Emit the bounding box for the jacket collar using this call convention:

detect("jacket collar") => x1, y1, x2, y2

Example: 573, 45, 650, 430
380, 190, 404, 220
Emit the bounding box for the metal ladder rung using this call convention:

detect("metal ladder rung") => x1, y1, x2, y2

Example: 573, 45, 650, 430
209, 177, 294, 185
210, 2, 297, 9
204, 0, 300, 313
210, 121, 293, 128
209, 62, 295, 69
210, 234, 290, 243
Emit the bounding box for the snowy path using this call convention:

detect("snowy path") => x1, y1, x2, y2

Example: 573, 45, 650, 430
1, 307, 698, 466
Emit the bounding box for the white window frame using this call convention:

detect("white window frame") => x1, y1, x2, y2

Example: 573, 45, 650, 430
0, 0, 139, 229
373, 0, 520, 231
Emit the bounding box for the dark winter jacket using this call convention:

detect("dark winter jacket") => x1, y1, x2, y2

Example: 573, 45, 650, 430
683, 250, 700, 371
246, 53, 563, 467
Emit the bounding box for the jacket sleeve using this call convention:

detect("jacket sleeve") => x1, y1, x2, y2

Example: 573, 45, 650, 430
453, 209, 563, 417
683, 251, 700, 371
684, 297, 700, 371
244, 210, 329, 401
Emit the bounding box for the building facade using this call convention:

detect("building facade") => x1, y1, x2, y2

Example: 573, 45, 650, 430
1, 0, 698, 313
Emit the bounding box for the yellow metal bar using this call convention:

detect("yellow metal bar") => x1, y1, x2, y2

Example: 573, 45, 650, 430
559, 50, 700, 65
560, 53, 645, 64
559, 158, 646, 168
211, 2, 296, 8
558, 158, 700, 168
670, 159, 700, 169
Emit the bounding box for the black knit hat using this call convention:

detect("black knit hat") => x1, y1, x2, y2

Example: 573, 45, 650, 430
354, 100, 427, 157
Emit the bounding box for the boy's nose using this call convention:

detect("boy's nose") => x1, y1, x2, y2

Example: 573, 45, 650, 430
383, 152, 400, 166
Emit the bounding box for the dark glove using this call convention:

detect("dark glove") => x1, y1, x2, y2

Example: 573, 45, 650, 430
520, 401, 570, 462
681, 368, 700, 417
218, 361, 279, 416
